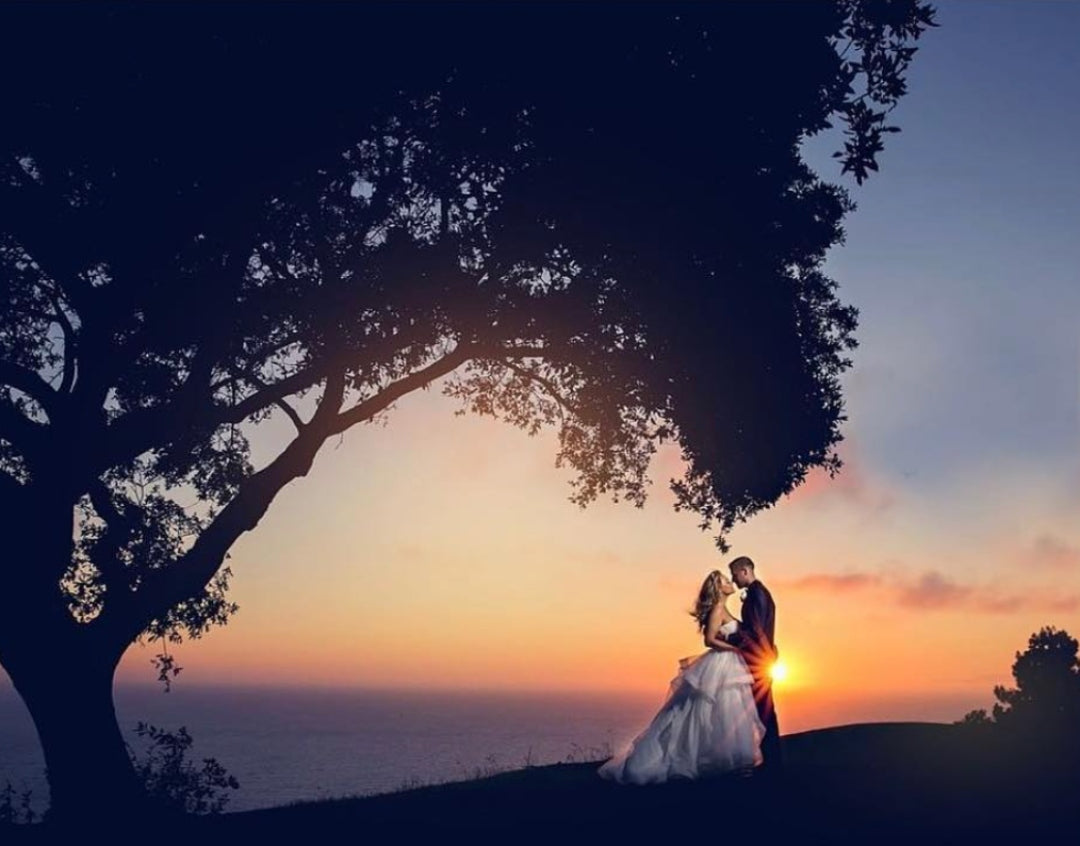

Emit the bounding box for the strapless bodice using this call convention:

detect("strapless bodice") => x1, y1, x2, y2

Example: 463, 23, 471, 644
719, 619, 739, 637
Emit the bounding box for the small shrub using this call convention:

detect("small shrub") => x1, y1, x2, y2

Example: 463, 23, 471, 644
128, 722, 239, 815
956, 708, 992, 727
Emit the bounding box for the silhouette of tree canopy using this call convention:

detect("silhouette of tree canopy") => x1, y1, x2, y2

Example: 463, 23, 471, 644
994, 627, 1080, 729
961, 626, 1080, 744
0, 1, 935, 822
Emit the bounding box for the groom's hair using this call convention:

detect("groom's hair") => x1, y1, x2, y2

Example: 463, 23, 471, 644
729, 556, 755, 571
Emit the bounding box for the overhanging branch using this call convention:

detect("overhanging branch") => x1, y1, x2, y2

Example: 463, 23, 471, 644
110, 369, 348, 644
502, 360, 583, 419
33, 279, 81, 395
86, 480, 139, 592
0, 400, 48, 461
275, 399, 305, 432
108, 343, 484, 645
329, 342, 479, 435
0, 361, 59, 421
96, 359, 329, 474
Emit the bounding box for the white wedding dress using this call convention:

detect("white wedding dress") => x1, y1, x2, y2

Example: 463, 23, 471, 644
598, 620, 765, 783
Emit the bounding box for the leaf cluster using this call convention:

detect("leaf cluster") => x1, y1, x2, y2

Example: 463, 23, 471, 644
959, 626, 1080, 751
127, 722, 240, 816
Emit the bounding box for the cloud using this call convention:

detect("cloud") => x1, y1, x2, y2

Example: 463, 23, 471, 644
782, 440, 896, 513
783, 573, 883, 592
1027, 534, 1080, 570
778, 568, 1079, 616
1043, 595, 1080, 614
895, 571, 973, 609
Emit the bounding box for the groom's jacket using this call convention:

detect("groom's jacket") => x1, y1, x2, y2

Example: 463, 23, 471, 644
737, 581, 777, 673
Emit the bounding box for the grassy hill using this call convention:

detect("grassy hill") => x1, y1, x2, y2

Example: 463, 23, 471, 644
6, 722, 1078, 844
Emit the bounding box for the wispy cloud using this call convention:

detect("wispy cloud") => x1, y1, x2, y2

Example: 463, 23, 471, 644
778, 568, 1079, 616
1044, 595, 1080, 613
1027, 534, 1080, 570
783, 573, 883, 592
895, 571, 972, 609
783, 440, 896, 514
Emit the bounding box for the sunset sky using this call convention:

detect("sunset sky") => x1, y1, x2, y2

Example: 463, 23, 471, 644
86, 2, 1080, 732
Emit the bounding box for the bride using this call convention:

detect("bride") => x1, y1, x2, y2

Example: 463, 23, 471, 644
598, 569, 764, 783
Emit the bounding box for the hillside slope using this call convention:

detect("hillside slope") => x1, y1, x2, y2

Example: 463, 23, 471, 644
7, 722, 1077, 845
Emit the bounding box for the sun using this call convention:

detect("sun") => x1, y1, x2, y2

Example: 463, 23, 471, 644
769, 660, 789, 684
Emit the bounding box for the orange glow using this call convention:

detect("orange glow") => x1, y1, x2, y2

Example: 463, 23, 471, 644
91, 383, 1079, 734
770, 660, 789, 684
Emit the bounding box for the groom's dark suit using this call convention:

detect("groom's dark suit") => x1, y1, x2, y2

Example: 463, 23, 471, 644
735, 580, 783, 774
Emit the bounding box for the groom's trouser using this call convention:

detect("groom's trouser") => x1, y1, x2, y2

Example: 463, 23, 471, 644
752, 675, 783, 774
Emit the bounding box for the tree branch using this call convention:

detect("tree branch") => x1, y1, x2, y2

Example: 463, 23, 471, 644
0, 399, 48, 463
86, 479, 138, 592
110, 369, 349, 645
95, 359, 329, 474
502, 360, 582, 419
208, 331, 307, 390
328, 342, 478, 435
49, 292, 78, 395
0, 361, 59, 421
107, 342, 484, 646
97, 312, 462, 476
240, 368, 306, 432
93, 334, 520, 649
275, 399, 305, 432
0, 182, 98, 317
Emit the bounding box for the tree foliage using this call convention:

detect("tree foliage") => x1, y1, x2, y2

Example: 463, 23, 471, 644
0, 1, 935, 817
961, 626, 1080, 746
993, 627, 1080, 729
0, 0, 939, 660
128, 723, 240, 816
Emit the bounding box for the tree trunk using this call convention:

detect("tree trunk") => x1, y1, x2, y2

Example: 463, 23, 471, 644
0, 486, 150, 825
5, 642, 147, 825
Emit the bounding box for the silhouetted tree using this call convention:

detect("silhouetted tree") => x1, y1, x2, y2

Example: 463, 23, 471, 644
957, 708, 993, 727
961, 626, 1080, 755
0, 1, 935, 822
994, 627, 1080, 729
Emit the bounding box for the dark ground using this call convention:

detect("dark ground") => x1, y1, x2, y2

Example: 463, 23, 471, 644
5, 723, 1078, 845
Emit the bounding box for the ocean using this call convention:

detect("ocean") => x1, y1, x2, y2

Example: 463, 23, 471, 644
0, 684, 660, 814
0, 682, 982, 816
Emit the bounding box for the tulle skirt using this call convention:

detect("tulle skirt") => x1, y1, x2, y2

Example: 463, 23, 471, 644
598, 649, 765, 784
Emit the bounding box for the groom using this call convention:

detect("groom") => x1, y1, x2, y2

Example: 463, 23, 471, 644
729, 556, 783, 777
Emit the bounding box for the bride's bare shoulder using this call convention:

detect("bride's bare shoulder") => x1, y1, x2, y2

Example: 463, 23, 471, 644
714, 603, 736, 624
706, 603, 729, 623
706, 604, 736, 635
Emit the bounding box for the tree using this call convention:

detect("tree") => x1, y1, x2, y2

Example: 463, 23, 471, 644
959, 625, 1080, 775
0, 1, 936, 822
992, 627, 1080, 732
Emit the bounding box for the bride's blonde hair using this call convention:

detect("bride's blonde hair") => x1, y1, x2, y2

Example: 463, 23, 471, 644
690, 570, 724, 632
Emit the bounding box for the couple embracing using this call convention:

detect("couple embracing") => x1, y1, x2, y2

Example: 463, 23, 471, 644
598, 556, 782, 784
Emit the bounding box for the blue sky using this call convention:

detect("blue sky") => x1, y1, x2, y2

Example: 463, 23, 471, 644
803, 0, 1080, 501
